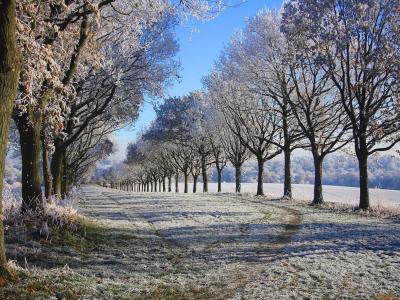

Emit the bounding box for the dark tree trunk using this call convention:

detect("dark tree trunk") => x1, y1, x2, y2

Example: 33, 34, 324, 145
283, 148, 292, 199
151, 182, 154, 192
193, 175, 198, 193
154, 180, 157, 192
16, 114, 43, 212
0, 0, 20, 275
162, 179, 166, 192
147, 182, 150, 192
357, 151, 369, 210
235, 165, 242, 193
184, 173, 188, 193
61, 152, 68, 197
168, 176, 172, 192
175, 173, 179, 193
201, 156, 208, 193
41, 135, 52, 201
256, 157, 265, 196
312, 155, 324, 205
51, 142, 64, 198
217, 169, 222, 193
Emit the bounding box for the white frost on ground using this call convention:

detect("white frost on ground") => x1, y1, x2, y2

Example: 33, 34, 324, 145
73, 186, 400, 299
176, 182, 400, 208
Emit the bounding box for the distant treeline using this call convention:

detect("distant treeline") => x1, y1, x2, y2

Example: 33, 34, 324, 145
211, 154, 400, 190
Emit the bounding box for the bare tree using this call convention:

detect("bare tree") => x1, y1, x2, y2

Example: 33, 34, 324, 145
283, 0, 400, 209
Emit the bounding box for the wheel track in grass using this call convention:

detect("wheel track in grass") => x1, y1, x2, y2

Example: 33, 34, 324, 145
80, 187, 304, 299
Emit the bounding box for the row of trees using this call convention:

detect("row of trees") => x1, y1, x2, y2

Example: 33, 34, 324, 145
112, 92, 250, 195
121, 1, 400, 213
0, 0, 236, 282
207, 1, 400, 210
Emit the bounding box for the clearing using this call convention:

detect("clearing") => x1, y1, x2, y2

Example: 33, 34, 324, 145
2, 185, 400, 299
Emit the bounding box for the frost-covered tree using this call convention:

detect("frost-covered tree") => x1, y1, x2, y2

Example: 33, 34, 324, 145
207, 71, 282, 196
282, 0, 400, 209
219, 123, 250, 193
50, 13, 179, 198
227, 10, 305, 199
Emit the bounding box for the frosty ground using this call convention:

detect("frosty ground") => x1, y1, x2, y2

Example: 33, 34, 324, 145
2, 185, 400, 299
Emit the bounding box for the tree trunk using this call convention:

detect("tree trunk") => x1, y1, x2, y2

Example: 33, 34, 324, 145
175, 173, 179, 193
168, 176, 172, 192
357, 152, 369, 210
193, 175, 198, 193
217, 169, 222, 193
151, 181, 154, 192
41, 134, 52, 201
201, 156, 208, 193
162, 179, 166, 192
256, 157, 265, 196
184, 173, 188, 193
51, 142, 64, 198
61, 151, 68, 197
0, 0, 20, 277
146, 182, 150, 192
235, 165, 241, 193
154, 180, 157, 192
283, 148, 292, 199
312, 155, 324, 205
16, 114, 43, 212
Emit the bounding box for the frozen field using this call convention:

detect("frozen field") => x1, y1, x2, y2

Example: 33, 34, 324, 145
3, 185, 399, 299
177, 182, 400, 208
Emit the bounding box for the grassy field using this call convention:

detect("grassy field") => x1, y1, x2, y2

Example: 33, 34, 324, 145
1, 186, 399, 299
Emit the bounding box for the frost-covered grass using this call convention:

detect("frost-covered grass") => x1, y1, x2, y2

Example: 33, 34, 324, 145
1, 186, 399, 299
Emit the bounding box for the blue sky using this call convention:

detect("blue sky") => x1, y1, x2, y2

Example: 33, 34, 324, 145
111, 0, 283, 160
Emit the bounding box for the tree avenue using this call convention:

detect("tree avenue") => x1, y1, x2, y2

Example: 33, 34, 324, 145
0, 0, 240, 283
0, 0, 399, 287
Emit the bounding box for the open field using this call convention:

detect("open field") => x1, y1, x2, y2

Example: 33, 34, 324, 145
177, 182, 400, 208
1, 185, 400, 299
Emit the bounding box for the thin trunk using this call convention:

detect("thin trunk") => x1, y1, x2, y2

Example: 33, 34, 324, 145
168, 176, 172, 192
175, 173, 179, 193
16, 114, 43, 212
235, 165, 241, 193
162, 178, 166, 192
154, 180, 157, 192
184, 173, 188, 193
256, 157, 265, 196
41, 135, 52, 201
151, 181, 154, 192
217, 169, 222, 193
61, 151, 68, 197
201, 156, 208, 193
51, 142, 64, 198
193, 175, 198, 193
147, 182, 150, 192
0, 0, 20, 276
283, 148, 292, 199
358, 151, 369, 210
312, 155, 324, 205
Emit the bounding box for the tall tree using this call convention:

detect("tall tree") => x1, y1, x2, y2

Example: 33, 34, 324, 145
0, 0, 21, 279
283, 0, 400, 209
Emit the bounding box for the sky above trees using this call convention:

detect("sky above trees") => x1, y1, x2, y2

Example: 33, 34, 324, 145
112, 0, 283, 160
